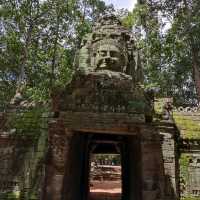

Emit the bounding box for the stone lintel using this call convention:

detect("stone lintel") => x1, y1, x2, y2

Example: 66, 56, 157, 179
0, 133, 33, 146
58, 111, 148, 135
181, 149, 200, 154
70, 128, 138, 135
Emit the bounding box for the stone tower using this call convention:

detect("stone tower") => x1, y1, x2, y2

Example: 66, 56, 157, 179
43, 14, 179, 200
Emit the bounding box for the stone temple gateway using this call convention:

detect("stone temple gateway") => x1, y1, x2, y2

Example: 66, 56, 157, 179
43, 15, 179, 200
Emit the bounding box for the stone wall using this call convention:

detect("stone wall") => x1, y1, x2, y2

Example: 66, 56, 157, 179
43, 108, 179, 200
140, 126, 166, 200
155, 98, 200, 199
174, 111, 200, 199
0, 135, 20, 194
158, 121, 179, 200
0, 107, 49, 200
1, 103, 199, 200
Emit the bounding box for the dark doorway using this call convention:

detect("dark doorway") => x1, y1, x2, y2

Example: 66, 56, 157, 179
87, 134, 125, 200
63, 132, 141, 200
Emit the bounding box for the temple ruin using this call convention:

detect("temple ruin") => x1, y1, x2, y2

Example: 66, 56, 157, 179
42, 14, 178, 200
0, 14, 200, 200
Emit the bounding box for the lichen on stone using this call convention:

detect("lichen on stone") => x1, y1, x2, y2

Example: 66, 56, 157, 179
173, 113, 200, 139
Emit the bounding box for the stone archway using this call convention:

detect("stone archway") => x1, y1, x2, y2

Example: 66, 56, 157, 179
60, 131, 142, 200
42, 14, 178, 200
43, 117, 178, 200
83, 133, 142, 200
44, 122, 149, 200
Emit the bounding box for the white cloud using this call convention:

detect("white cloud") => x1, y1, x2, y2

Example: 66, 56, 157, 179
130, 0, 138, 10
103, 0, 137, 11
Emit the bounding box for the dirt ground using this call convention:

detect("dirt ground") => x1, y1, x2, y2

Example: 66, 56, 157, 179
89, 180, 121, 200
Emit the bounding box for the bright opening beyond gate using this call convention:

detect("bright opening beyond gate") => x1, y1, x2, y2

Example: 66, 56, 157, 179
89, 146, 122, 200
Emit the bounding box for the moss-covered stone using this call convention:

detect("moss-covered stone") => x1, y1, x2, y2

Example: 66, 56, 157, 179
154, 98, 166, 114
173, 113, 200, 139
1, 106, 49, 200
179, 154, 191, 198
5, 106, 48, 137
0, 192, 19, 200
180, 154, 191, 181
181, 197, 200, 200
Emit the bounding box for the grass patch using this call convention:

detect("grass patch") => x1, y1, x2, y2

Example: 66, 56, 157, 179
154, 98, 165, 114
173, 113, 200, 139
181, 197, 200, 200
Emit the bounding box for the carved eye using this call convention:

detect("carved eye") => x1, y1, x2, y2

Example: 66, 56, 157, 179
93, 33, 101, 40
100, 51, 107, 57
92, 34, 96, 40
110, 51, 119, 57
110, 34, 119, 39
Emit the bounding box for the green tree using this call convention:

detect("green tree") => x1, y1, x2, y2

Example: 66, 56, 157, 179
122, 0, 200, 105
0, 0, 109, 108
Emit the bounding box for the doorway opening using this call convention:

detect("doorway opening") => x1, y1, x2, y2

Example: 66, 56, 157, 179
88, 135, 122, 200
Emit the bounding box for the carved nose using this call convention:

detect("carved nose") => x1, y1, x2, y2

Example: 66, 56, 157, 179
105, 57, 111, 62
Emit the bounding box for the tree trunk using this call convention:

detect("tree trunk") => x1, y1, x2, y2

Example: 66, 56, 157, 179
183, 0, 200, 103
191, 46, 200, 103
50, 15, 60, 89
18, 23, 33, 87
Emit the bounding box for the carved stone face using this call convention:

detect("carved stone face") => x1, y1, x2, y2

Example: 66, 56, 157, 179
95, 44, 122, 71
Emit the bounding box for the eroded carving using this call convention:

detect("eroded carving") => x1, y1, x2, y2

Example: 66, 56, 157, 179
76, 14, 142, 83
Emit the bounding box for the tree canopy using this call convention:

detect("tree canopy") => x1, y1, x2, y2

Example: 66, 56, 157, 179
0, 0, 112, 108
1, 0, 200, 109
122, 0, 200, 106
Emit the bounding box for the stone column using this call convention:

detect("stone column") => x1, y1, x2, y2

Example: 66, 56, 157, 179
160, 128, 179, 200
128, 135, 142, 200
62, 132, 88, 200
140, 127, 165, 200
42, 120, 74, 200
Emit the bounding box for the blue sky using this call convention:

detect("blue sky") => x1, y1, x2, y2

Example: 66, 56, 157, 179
103, 0, 137, 11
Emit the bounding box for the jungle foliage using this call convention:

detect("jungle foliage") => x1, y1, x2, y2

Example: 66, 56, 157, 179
1, 0, 200, 108
0, 0, 112, 109
122, 0, 200, 106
